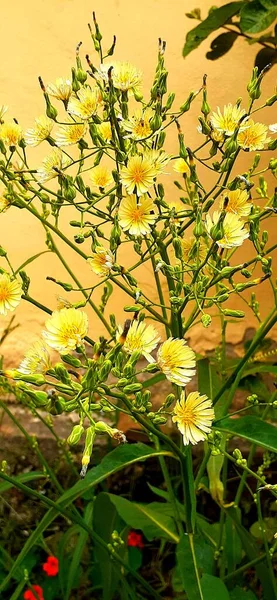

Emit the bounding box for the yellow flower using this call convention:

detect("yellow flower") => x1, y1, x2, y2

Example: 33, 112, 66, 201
0, 105, 8, 121
90, 165, 113, 189
96, 121, 112, 141
181, 236, 207, 263
87, 247, 114, 276
100, 62, 142, 92
55, 121, 87, 146
210, 104, 247, 136
42, 307, 88, 354
37, 149, 71, 183
67, 87, 102, 120
0, 121, 23, 146
172, 391, 215, 445
121, 155, 156, 196
122, 108, 153, 139
0, 189, 10, 213
144, 150, 170, 176
219, 189, 251, 218
18, 341, 51, 375
173, 158, 189, 174
0, 273, 22, 316
211, 129, 225, 143
119, 320, 160, 363
47, 78, 72, 101
157, 337, 196, 386
206, 211, 249, 248
118, 195, 156, 236
237, 119, 270, 151
25, 115, 53, 147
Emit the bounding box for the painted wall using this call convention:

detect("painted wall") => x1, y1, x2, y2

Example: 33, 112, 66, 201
0, 0, 276, 366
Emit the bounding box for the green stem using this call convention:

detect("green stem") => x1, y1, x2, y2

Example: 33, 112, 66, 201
154, 437, 184, 537
256, 491, 277, 598
223, 553, 267, 583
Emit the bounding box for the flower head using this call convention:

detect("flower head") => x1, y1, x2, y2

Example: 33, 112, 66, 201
121, 155, 156, 196
25, 115, 53, 147
96, 121, 112, 141
128, 531, 144, 549
47, 78, 72, 101
37, 149, 71, 183
0, 189, 10, 213
119, 320, 160, 363
101, 62, 142, 92
122, 108, 153, 139
0, 121, 23, 146
67, 87, 102, 120
0, 273, 22, 316
210, 104, 247, 136
237, 119, 270, 151
173, 158, 189, 175
157, 337, 196, 386
206, 211, 249, 248
23, 585, 44, 600
55, 121, 87, 146
144, 149, 170, 176
42, 308, 88, 354
220, 189, 251, 218
42, 556, 59, 577
118, 195, 156, 236
90, 165, 113, 189
181, 236, 207, 263
172, 391, 215, 445
18, 341, 51, 375
87, 246, 114, 276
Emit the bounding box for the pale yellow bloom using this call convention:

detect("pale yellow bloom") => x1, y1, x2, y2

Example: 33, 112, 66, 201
144, 149, 170, 176
210, 104, 247, 136
122, 108, 153, 139
18, 341, 51, 375
181, 236, 207, 263
121, 155, 156, 196
25, 115, 53, 147
0, 189, 10, 213
87, 247, 114, 276
211, 129, 225, 143
37, 149, 71, 183
55, 121, 87, 146
0, 121, 23, 146
118, 195, 156, 236
269, 123, 277, 134
119, 320, 160, 363
96, 121, 112, 141
100, 62, 142, 92
157, 337, 196, 387
42, 307, 88, 354
173, 158, 189, 175
206, 211, 249, 248
220, 189, 252, 218
90, 165, 113, 189
0, 105, 8, 121
237, 119, 270, 151
172, 391, 215, 445
0, 273, 22, 316
47, 78, 72, 101
67, 87, 102, 120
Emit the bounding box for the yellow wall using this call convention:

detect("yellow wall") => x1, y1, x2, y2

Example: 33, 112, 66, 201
0, 0, 276, 366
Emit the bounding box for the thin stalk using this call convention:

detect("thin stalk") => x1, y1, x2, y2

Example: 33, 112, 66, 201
154, 436, 184, 537
223, 553, 267, 583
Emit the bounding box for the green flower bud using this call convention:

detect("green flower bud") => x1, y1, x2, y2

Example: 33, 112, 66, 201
67, 424, 85, 445
4, 370, 46, 386
268, 139, 277, 151
144, 363, 159, 373
201, 314, 212, 327
152, 415, 167, 425
54, 363, 72, 384
106, 35, 116, 57
163, 393, 175, 409
266, 93, 277, 106
216, 293, 229, 303
165, 92, 175, 110
98, 360, 112, 382
124, 305, 143, 312
117, 377, 129, 388
81, 426, 96, 477
180, 91, 196, 113
198, 117, 211, 135
123, 383, 143, 394
222, 309, 245, 318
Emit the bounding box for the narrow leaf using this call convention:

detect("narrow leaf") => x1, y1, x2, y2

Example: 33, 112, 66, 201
176, 534, 204, 600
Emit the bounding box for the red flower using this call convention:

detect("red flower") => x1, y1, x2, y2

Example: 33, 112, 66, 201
23, 585, 44, 600
42, 555, 59, 576
127, 531, 144, 549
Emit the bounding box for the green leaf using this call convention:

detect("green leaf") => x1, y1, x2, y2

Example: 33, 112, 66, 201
206, 31, 238, 60
0, 471, 46, 495
106, 494, 179, 542
183, 3, 244, 58
215, 415, 277, 453
240, 0, 277, 33
128, 546, 143, 571
93, 494, 125, 600
225, 515, 242, 573
14, 250, 51, 275
201, 574, 230, 599
176, 534, 204, 600
230, 587, 257, 600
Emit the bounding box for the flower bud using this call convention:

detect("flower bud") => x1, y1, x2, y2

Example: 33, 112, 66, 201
165, 92, 175, 111
201, 314, 212, 327
98, 360, 112, 382
268, 139, 277, 151
163, 393, 175, 409
54, 363, 72, 385
266, 92, 277, 106
4, 370, 46, 386
152, 415, 167, 425
144, 363, 159, 373
222, 309, 245, 318
180, 91, 196, 113
123, 383, 143, 394
198, 117, 211, 135
80, 426, 96, 477
61, 355, 82, 368
67, 424, 85, 445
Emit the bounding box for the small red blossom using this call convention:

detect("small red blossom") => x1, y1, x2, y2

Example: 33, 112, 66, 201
23, 584, 44, 600
42, 555, 59, 576
127, 530, 144, 549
